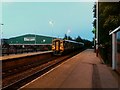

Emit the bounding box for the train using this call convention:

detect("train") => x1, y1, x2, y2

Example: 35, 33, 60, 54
52, 38, 84, 55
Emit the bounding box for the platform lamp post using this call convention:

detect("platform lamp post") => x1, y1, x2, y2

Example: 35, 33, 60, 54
0, 23, 3, 39
49, 19, 54, 40
67, 28, 71, 40
96, 1, 99, 57
0, 23, 4, 46
0, 23, 4, 57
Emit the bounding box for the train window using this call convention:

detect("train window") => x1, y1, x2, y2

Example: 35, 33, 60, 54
53, 42, 55, 45
63, 42, 66, 47
60, 42, 63, 45
117, 31, 120, 72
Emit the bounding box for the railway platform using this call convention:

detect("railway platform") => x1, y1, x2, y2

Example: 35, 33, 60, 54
20, 49, 119, 89
0, 51, 52, 60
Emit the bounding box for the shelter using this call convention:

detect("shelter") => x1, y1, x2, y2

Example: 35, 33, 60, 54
109, 26, 120, 73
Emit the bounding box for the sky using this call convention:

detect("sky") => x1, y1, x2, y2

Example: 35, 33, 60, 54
2, 2, 94, 41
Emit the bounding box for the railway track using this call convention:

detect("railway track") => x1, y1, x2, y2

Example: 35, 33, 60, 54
2, 56, 57, 78
2, 51, 82, 89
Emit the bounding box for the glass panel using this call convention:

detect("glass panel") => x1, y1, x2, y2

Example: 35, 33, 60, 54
116, 30, 120, 72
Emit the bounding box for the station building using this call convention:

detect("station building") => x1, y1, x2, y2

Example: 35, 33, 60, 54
109, 26, 120, 73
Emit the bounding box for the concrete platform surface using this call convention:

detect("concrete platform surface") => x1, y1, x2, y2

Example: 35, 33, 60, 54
0, 51, 52, 60
20, 49, 119, 89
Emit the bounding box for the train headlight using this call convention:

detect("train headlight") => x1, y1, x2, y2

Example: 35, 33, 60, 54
52, 46, 55, 49
60, 47, 64, 51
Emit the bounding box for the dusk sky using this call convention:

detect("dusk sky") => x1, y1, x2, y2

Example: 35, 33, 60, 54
2, 2, 94, 41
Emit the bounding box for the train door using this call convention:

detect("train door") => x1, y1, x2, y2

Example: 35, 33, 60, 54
55, 40, 60, 51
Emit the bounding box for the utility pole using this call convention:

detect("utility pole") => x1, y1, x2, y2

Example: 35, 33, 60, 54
96, 1, 99, 57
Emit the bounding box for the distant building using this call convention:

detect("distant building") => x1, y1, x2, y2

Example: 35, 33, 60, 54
8, 34, 53, 45
109, 26, 120, 73
2, 34, 55, 55
1, 39, 8, 45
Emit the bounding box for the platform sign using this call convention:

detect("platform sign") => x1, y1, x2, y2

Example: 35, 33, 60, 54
24, 37, 35, 41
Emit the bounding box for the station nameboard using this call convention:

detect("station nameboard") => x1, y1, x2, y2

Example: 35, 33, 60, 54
24, 37, 35, 41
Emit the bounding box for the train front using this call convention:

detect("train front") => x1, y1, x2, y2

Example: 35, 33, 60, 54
52, 39, 64, 55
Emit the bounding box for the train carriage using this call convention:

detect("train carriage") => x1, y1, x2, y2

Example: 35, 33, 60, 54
52, 39, 84, 55
52, 39, 64, 55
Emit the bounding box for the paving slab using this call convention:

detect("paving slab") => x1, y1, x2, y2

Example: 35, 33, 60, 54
20, 49, 119, 89
97, 64, 118, 88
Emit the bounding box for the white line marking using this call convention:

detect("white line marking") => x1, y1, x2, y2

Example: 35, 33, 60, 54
19, 56, 72, 89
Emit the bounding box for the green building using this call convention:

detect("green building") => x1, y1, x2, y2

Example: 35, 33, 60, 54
8, 34, 53, 45
2, 34, 55, 54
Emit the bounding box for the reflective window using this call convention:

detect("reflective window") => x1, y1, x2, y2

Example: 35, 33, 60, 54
116, 30, 120, 72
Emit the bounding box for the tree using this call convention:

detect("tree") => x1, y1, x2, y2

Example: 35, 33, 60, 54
94, 2, 120, 65
67, 36, 73, 40
93, 2, 120, 44
63, 34, 67, 40
98, 2, 120, 44
92, 3, 97, 51
93, 3, 96, 29
82, 39, 93, 48
75, 36, 83, 42
92, 28, 96, 34
63, 34, 73, 40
